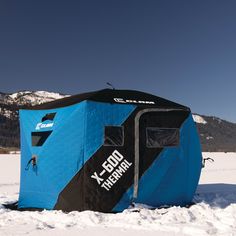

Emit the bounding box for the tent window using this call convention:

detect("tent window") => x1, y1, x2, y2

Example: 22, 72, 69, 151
146, 127, 179, 148
32, 131, 52, 146
41, 112, 56, 122
104, 126, 124, 146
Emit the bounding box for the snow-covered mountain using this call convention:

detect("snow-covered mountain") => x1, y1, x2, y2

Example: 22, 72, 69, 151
0, 91, 69, 119
0, 90, 69, 106
192, 114, 207, 124
193, 114, 236, 152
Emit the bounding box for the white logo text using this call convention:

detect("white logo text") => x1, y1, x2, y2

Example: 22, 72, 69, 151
35, 122, 54, 130
114, 98, 155, 104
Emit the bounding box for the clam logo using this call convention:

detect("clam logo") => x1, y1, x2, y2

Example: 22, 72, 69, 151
35, 122, 54, 130
35, 112, 56, 130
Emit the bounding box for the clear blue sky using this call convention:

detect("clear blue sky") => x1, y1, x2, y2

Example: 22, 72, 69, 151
1, 0, 236, 122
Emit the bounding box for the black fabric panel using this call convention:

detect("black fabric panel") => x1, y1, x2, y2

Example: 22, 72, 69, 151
54, 109, 190, 213
27, 89, 190, 111
89, 89, 189, 110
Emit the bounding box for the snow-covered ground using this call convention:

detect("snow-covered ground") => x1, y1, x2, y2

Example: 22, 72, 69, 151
1, 153, 236, 236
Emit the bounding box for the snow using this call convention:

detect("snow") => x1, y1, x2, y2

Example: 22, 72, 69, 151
1, 153, 236, 236
213, 117, 222, 124
192, 114, 207, 124
0, 108, 13, 118
9, 91, 32, 100
206, 136, 214, 140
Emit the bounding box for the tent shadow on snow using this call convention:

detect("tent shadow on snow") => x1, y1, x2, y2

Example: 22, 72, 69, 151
196, 183, 236, 208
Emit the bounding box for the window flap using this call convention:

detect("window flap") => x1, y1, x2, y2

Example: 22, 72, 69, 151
146, 128, 179, 148
104, 126, 124, 146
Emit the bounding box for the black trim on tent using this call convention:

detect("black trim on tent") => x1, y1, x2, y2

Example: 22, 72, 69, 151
28, 89, 190, 111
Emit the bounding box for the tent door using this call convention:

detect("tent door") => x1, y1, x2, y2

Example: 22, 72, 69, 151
133, 108, 182, 200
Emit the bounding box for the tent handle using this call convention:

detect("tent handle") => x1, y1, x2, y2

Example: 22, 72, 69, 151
25, 155, 38, 175
202, 157, 214, 168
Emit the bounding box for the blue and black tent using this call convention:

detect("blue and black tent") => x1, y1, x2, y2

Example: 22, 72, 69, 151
18, 89, 202, 212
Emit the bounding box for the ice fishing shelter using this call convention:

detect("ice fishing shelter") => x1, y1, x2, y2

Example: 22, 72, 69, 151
18, 89, 202, 212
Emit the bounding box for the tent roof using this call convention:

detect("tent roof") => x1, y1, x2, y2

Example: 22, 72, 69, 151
28, 89, 190, 110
